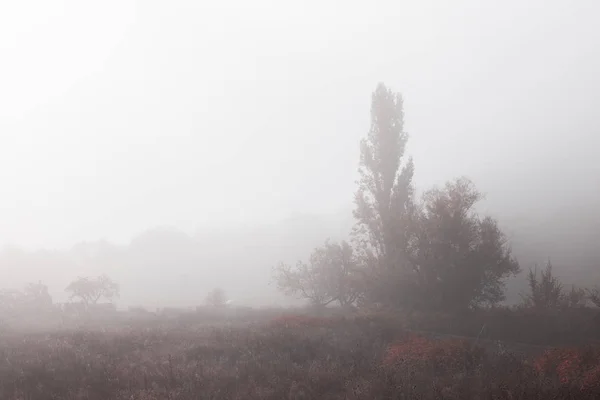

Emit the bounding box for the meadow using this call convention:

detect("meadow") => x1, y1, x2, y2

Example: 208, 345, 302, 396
1, 309, 600, 400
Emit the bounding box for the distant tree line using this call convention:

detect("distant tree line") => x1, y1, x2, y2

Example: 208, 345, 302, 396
0, 275, 121, 317
0, 272, 232, 318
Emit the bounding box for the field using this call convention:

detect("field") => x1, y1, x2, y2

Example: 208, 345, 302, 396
1, 310, 600, 399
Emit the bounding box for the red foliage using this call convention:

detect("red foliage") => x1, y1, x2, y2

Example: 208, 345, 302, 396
582, 365, 600, 390
534, 347, 600, 389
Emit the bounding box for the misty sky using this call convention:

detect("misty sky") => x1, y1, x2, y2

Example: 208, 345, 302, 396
0, 0, 599, 249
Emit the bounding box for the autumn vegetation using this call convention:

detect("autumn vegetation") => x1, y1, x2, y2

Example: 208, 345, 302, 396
1, 83, 600, 399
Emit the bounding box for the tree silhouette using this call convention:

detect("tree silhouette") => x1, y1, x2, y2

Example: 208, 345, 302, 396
274, 240, 361, 308
412, 178, 520, 311
521, 260, 569, 310
352, 83, 417, 308
65, 275, 119, 308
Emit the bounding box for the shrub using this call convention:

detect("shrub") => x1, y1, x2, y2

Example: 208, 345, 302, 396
534, 346, 600, 389
383, 334, 486, 375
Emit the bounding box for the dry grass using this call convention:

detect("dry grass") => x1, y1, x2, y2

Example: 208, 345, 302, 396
0, 312, 599, 399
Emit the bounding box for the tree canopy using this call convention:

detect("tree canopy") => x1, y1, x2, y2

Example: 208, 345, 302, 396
411, 178, 520, 311
274, 83, 521, 313
65, 275, 120, 308
273, 240, 360, 308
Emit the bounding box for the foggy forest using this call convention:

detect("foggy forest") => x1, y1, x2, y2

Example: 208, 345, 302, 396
1, 1, 600, 399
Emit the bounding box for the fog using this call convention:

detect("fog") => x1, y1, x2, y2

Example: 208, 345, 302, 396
0, 0, 599, 307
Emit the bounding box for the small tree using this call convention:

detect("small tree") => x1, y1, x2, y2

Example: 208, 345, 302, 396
587, 287, 600, 307
564, 285, 587, 308
65, 275, 119, 308
205, 288, 227, 308
521, 261, 564, 310
273, 240, 361, 308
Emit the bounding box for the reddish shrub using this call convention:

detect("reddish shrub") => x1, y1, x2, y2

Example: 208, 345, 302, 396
534, 347, 600, 389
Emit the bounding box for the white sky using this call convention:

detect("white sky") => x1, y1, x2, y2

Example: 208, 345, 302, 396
0, 0, 599, 249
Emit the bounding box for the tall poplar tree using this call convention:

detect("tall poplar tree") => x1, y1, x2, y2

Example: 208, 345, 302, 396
352, 83, 416, 307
